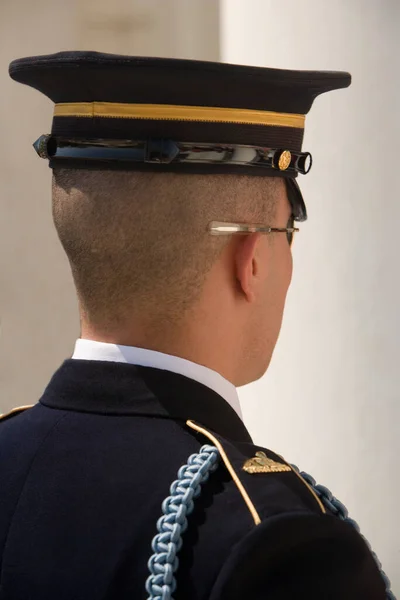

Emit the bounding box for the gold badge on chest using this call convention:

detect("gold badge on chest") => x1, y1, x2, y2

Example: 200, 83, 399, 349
243, 451, 291, 474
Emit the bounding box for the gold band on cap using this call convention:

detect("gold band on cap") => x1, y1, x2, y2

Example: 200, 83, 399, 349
54, 102, 305, 129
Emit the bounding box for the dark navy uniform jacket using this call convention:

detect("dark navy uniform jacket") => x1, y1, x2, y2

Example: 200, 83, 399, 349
0, 359, 386, 599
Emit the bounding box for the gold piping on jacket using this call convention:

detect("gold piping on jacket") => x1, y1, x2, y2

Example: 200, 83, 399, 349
289, 467, 326, 513
278, 456, 326, 514
186, 420, 261, 526
0, 405, 34, 421
54, 102, 305, 129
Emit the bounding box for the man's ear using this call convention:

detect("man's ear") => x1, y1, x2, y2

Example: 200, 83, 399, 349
234, 233, 263, 303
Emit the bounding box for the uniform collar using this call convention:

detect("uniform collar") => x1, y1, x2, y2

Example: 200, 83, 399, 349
39, 359, 253, 444
72, 339, 242, 421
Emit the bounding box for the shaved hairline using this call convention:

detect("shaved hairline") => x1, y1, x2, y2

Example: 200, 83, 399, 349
52, 169, 282, 328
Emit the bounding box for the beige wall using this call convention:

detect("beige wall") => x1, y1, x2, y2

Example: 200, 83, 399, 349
0, 0, 219, 410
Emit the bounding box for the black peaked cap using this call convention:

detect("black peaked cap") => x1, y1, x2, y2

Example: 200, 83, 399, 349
9, 51, 351, 180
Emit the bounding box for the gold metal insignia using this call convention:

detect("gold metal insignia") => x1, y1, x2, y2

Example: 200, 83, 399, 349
278, 149, 292, 171
243, 451, 291, 474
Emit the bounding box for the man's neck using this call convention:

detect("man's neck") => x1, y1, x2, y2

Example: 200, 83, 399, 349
79, 321, 241, 386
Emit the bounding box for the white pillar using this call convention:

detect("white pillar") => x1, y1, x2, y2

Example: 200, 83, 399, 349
221, 0, 399, 589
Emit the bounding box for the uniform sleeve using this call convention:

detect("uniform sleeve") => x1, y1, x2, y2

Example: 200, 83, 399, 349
209, 512, 386, 600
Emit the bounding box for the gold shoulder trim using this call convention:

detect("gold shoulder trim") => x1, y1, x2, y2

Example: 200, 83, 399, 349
0, 405, 34, 422
187, 420, 261, 526
289, 466, 326, 514
275, 453, 326, 514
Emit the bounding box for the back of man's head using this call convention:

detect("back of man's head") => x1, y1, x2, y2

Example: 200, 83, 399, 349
11, 51, 351, 385
52, 170, 289, 384
53, 170, 278, 321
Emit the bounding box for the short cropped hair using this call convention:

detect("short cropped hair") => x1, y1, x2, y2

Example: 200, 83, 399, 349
52, 169, 281, 328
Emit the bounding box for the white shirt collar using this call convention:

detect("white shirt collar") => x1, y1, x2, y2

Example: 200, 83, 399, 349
72, 339, 242, 420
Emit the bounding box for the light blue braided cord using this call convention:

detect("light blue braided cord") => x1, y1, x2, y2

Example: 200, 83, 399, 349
145, 445, 394, 600
291, 464, 396, 600
145, 444, 219, 600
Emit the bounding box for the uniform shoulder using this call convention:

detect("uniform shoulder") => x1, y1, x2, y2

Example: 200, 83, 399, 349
0, 405, 34, 423
185, 421, 388, 599
187, 420, 325, 525
208, 510, 386, 600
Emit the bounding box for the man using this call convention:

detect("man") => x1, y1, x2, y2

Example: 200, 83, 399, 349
0, 52, 392, 599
